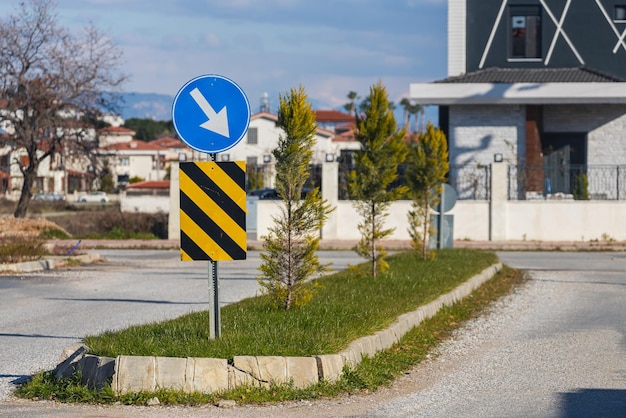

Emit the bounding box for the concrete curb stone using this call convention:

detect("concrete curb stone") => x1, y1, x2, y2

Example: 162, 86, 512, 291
0, 253, 100, 273
61, 263, 503, 395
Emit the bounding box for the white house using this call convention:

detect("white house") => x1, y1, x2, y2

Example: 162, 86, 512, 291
99, 139, 168, 186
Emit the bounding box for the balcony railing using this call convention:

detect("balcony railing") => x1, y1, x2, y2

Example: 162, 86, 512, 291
508, 164, 626, 200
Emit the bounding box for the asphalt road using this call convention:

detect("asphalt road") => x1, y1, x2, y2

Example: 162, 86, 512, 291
1, 251, 625, 417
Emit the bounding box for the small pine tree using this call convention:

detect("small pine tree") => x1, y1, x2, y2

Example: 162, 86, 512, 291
406, 122, 449, 259
257, 86, 334, 310
349, 81, 408, 278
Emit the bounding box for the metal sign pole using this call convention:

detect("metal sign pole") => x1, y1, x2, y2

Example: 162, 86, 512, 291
208, 259, 220, 339
438, 185, 445, 249
207, 152, 220, 339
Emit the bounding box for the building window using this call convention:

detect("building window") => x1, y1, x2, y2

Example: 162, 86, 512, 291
119, 157, 130, 166
246, 156, 257, 165
247, 127, 258, 144
510, 6, 541, 59
616, 6, 626, 21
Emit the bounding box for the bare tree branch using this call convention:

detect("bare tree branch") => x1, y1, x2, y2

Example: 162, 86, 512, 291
0, 0, 127, 217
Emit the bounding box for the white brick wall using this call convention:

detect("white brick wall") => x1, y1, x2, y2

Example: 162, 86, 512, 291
450, 104, 626, 167
449, 105, 526, 166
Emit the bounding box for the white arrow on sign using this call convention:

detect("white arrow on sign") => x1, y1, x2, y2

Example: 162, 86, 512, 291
189, 87, 230, 138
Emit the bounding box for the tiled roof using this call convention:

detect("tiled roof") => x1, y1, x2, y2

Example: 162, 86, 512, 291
251, 111, 278, 122
251, 111, 335, 137
126, 180, 170, 189
153, 137, 186, 148
98, 126, 136, 135
333, 130, 355, 142
103, 140, 166, 151
314, 110, 355, 123
438, 67, 625, 83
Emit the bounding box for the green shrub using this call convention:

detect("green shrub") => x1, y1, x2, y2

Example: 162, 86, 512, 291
39, 227, 70, 240
52, 211, 168, 239
573, 173, 589, 200
0, 238, 48, 263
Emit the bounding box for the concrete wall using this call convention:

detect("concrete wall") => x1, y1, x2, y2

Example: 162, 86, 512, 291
120, 194, 169, 214
168, 160, 626, 243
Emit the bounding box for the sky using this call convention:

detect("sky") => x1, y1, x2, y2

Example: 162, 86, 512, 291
0, 0, 448, 114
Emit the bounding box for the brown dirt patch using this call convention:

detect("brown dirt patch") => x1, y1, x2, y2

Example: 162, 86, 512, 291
0, 217, 71, 239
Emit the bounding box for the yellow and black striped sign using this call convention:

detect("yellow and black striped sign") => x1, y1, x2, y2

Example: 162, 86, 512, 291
179, 161, 246, 261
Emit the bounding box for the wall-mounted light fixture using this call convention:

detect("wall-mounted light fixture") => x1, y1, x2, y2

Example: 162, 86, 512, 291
263, 154, 271, 163
494, 153, 503, 163
325, 153, 335, 162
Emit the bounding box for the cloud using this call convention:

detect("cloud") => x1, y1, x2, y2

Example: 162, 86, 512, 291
0, 0, 448, 110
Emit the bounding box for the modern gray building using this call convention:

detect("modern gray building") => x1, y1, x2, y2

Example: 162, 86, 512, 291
412, 0, 626, 199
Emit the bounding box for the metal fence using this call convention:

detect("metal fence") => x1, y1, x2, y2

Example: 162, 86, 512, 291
507, 164, 626, 200
337, 163, 491, 201
337, 162, 411, 200
255, 161, 626, 202
246, 163, 322, 193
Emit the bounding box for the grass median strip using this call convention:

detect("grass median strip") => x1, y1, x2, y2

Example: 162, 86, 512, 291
83, 249, 498, 358
16, 249, 526, 405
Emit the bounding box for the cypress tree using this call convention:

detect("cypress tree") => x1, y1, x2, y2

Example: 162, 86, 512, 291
349, 81, 408, 278
257, 86, 333, 310
406, 122, 449, 259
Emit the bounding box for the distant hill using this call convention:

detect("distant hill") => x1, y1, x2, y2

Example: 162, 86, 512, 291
116, 92, 338, 121
116, 92, 438, 127
118, 93, 174, 121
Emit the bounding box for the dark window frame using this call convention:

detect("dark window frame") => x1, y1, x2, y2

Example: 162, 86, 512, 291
247, 127, 258, 144
509, 5, 542, 60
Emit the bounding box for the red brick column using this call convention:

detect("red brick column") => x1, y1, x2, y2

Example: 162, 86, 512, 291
525, 105, 544, 194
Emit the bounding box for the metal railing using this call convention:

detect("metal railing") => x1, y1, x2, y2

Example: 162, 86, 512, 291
507, 164, 626, 200
253, 162, 626, 202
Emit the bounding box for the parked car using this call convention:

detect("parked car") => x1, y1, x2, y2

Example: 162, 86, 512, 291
78, 191, 110, 203
33, 193, 65, 201
247, 188, 280, 200
247, 187, 315, 200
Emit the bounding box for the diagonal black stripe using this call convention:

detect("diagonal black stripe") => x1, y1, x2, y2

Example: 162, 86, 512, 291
181, 162, 246, 229
218, 161, 246, 191
180, 191, 246, 260
180, 230, 211, 260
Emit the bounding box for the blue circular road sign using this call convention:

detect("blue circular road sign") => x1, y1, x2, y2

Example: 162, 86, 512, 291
172, 74, 251, 154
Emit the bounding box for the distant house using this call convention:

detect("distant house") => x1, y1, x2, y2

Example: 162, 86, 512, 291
314, 110, 356, 133
98, 126, 136, 147
121, 180, 170, 213
99, 139, 168, 187
220, 111, 335, 188
152, 136, 193, 163
410, 0, 626, 199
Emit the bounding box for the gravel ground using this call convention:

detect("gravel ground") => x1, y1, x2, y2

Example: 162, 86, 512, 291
1, 254, 625, 417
